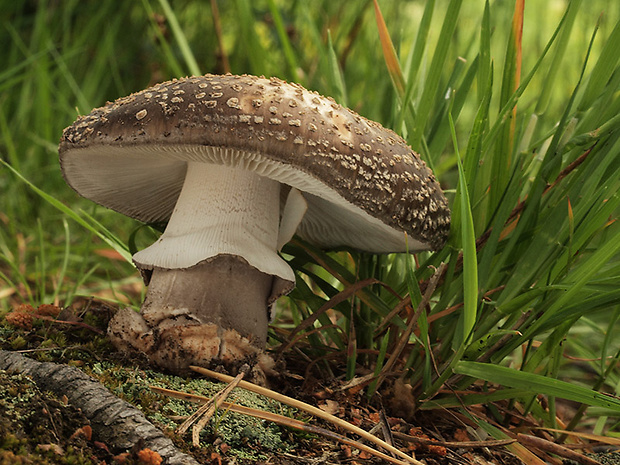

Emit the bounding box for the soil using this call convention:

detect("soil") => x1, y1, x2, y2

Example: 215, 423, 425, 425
0, 300, 606, 465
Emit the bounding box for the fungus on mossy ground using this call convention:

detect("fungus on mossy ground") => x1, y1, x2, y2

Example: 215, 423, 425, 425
58, 73, 450, 374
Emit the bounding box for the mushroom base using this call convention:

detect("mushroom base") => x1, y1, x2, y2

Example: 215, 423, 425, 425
107, 255, 277, 374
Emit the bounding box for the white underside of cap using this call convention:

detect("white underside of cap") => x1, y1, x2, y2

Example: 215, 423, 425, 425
62, 145, 428, 252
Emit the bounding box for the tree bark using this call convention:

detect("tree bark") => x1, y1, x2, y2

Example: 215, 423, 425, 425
0, 350, 199, 465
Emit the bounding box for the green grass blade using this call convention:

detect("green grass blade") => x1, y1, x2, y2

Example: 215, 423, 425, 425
466, 72, 493, 235
326, 30, 348, 106
0, 266, 33, 306
48, 45, 91, 115
402, 0, 434, 97
49, 219, 72, 305
426, 55, 478, 158
36, 220, 46, 303
482, 6, 570, 155
156, 0, 201, 76
454, 361, 620, 411
544, 223, 620, 315
578, 16, 620, 111
232, 0, 267, 76
477, 1, 491, 104
420, 388, 532, 409
0, 104, 20, 172
540, 20, 600, 183
489, 0, 523, 216
450, 109, 477, 348
266, 0, 299, 82
495, 222, 620, 360
410, 0, 462, 150
141, 0, 185, 78
367, 330, 390, 397
535, 0, 582, 114
398, 0, 435, 131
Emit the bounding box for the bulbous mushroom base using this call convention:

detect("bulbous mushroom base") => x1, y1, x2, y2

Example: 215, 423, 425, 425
107, 255, 286, 376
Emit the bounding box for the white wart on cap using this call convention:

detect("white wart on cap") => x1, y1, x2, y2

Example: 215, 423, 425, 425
58, 73, 450, 373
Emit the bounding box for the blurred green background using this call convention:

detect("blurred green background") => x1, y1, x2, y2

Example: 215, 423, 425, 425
1, 0, 617, 310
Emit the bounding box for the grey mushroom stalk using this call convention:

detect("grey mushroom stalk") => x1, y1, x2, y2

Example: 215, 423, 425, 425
58, 73, 450, 373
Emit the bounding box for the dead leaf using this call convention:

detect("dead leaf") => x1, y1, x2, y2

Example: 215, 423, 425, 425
453, 428, 470, 442
37, 444, 64, 455
112, 452, 131, 463
318, 399, 339, 415
70, 424, 93, 441
210, 452, 222, 465
94, 441, 110, 453
94, 248, 127, 260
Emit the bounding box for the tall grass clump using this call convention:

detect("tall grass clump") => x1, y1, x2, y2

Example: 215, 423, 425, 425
1, 0, 620, 455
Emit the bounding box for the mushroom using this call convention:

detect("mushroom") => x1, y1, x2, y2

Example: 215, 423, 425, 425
59, 74, 450, 374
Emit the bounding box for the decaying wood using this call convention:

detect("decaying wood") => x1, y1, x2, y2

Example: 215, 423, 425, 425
0, 350, 200, 465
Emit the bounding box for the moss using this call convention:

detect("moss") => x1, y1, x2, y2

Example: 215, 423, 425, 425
211, 410, 286, 451
84, 363, 294, 460
0, 450, 34, 465
10, 336, 27, 350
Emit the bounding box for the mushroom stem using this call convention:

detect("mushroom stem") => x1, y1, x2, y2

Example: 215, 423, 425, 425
109, 161, 296, 372
140, 256, 273, 344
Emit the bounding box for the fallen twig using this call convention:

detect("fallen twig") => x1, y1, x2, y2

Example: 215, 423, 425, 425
374, 263, 446, 392
392, 430, 516, 449
35, 314, 105, 334
517, 433, 601, 465
176, 368, 246, 446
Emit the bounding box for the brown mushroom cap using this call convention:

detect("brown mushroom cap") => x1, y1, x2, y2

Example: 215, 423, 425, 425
59, 73, 450, 252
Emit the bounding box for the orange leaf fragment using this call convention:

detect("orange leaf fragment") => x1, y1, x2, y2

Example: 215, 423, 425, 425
70, 424, 93, 441
137, 448, 163, 465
